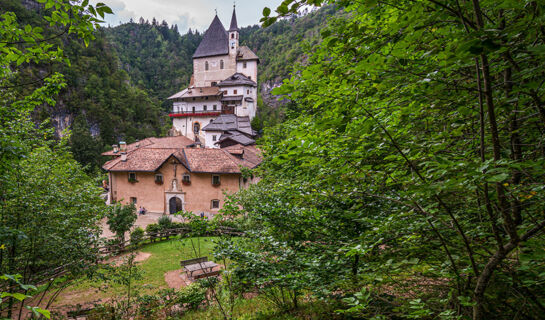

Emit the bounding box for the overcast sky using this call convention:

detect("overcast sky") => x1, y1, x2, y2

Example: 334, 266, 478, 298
91, 0, 285, 33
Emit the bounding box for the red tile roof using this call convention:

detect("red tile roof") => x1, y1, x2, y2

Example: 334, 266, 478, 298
183, 148, 241, 173
223, 144, 262, 169
167, 86, 221, 100
102, 136, 261, 173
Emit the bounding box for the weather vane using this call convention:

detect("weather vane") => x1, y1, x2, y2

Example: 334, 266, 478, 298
215, 8, 217, 15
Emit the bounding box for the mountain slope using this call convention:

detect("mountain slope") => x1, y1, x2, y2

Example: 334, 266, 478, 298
4, 0, 335, 170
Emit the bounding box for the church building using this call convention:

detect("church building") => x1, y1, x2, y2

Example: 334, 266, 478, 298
168, 6, 260, 148
102, 8, 262, 216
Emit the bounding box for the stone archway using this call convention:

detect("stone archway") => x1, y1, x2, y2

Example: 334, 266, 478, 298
169, 196, 183, 214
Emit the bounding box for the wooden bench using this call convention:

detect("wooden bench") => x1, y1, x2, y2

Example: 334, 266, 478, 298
180, 256, 208, 267
192, 269, 221, 279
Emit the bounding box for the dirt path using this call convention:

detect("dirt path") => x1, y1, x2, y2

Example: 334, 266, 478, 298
109, 251, 152, 266
164, 268, 190, 289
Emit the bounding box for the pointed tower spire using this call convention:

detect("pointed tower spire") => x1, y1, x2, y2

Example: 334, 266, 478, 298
229, 4, 239, 32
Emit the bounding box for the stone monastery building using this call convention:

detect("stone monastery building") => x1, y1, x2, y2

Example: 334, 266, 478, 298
168, 7, 260, 148
102, 8, 261, 216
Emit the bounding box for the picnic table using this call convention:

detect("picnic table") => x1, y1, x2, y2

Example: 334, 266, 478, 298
182, 260, 219, 278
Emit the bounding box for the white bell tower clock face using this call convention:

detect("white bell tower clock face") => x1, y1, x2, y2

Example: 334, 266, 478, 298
230, 40, 236, 48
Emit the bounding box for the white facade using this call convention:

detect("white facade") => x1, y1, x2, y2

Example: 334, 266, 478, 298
220, 85, 257, 119
173, 117, 216, 141
204, 130, 223, 149
236, 60, 258, 83
172, 97, 222, 113
193, 55, 236, 87
169, 9, 259, 146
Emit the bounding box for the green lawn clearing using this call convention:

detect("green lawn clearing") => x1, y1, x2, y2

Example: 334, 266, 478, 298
53, 236, 217, 306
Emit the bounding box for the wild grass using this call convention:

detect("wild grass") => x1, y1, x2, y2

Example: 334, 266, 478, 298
52, 236, 217, 306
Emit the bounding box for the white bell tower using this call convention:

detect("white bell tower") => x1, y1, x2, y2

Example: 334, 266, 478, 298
228, 5, 239, 55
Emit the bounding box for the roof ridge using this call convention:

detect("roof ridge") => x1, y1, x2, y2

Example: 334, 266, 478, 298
193, 15, 229, 58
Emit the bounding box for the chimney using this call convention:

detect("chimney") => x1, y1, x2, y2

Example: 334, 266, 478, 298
119, 141, 127, 153
112, 144, 119, 153
119, 141, 127, 161
135, 139, 140, 148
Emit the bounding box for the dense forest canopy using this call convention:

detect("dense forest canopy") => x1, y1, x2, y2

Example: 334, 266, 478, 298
0, 0, 110, 317
0, 0, 337, 171
217, 0, 545, 319
2, 0, 545, 319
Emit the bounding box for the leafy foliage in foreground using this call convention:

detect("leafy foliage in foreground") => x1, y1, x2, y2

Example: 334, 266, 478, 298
0, 0, 109, 316
220, 0, 545, 319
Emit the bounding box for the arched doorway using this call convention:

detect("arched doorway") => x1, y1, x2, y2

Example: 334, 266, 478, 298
193, 122, 200, 134
169, 196, 183, 214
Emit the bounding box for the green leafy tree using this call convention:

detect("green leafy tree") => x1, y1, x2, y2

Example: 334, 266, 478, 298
0, 0, 111, 316
220, 0, 545, 319
106, 204, 137, 244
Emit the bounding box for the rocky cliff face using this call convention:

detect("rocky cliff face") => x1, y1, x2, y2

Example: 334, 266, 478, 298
260, 80, 288, 109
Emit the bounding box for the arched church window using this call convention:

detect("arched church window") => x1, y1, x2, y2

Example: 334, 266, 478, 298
205, 61, 209, 71
193, 122, 200, 134
220, 60, 224, 69
231, 33, 234, 39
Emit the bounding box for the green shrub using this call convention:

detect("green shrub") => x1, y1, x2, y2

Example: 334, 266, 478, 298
179, 281, 207, 310
145, 224, 160, 241
171, 221, 186, 229
136, 294, 162, 318
158, 215, 173, 230
130, 227, 145, 246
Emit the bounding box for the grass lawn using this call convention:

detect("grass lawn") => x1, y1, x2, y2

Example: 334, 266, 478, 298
53, 236, 218, 306
134, 236, 216, 288
180, 295, 339, 320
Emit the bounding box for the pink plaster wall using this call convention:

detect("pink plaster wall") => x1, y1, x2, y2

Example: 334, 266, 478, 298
110, 157, 241, 215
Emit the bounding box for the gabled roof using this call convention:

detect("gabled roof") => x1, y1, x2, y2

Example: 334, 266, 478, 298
183, 148, 241, 173
237, 46, 259, 62
193, 15, 229, 59
102, 136, 261, 173
218, 73, 257, 87
201, 114, 255, 136
217, 131, 255, 146
229, 7, 239, 32
102, 136, 193, 156
103, 148, 187, 172
167, 86, 221, 100
223, 144, 262, 169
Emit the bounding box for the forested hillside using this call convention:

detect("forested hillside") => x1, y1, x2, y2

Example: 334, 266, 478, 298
104, 20, 202, 109
103, 6, 337, 129
1, 0, 165, 170
2, 0, 335, 170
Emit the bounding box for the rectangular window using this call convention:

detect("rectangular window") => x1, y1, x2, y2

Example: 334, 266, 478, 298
192, 106, 195, 112
233, 90, 237, 95
212, 175, 220, 186
243, 61, 247, 68
182, 174, 191, 185
211, 81, 217, 86
211, 200, 220, 209
128, 172, 137, 182
203, 105, 207, 111
130, 197, 137, 205
247, 90, 249, 94
212, 135, 217, 142
213, 105, 217, 111
155, 174, 163, 184
223, 90, 227, 95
